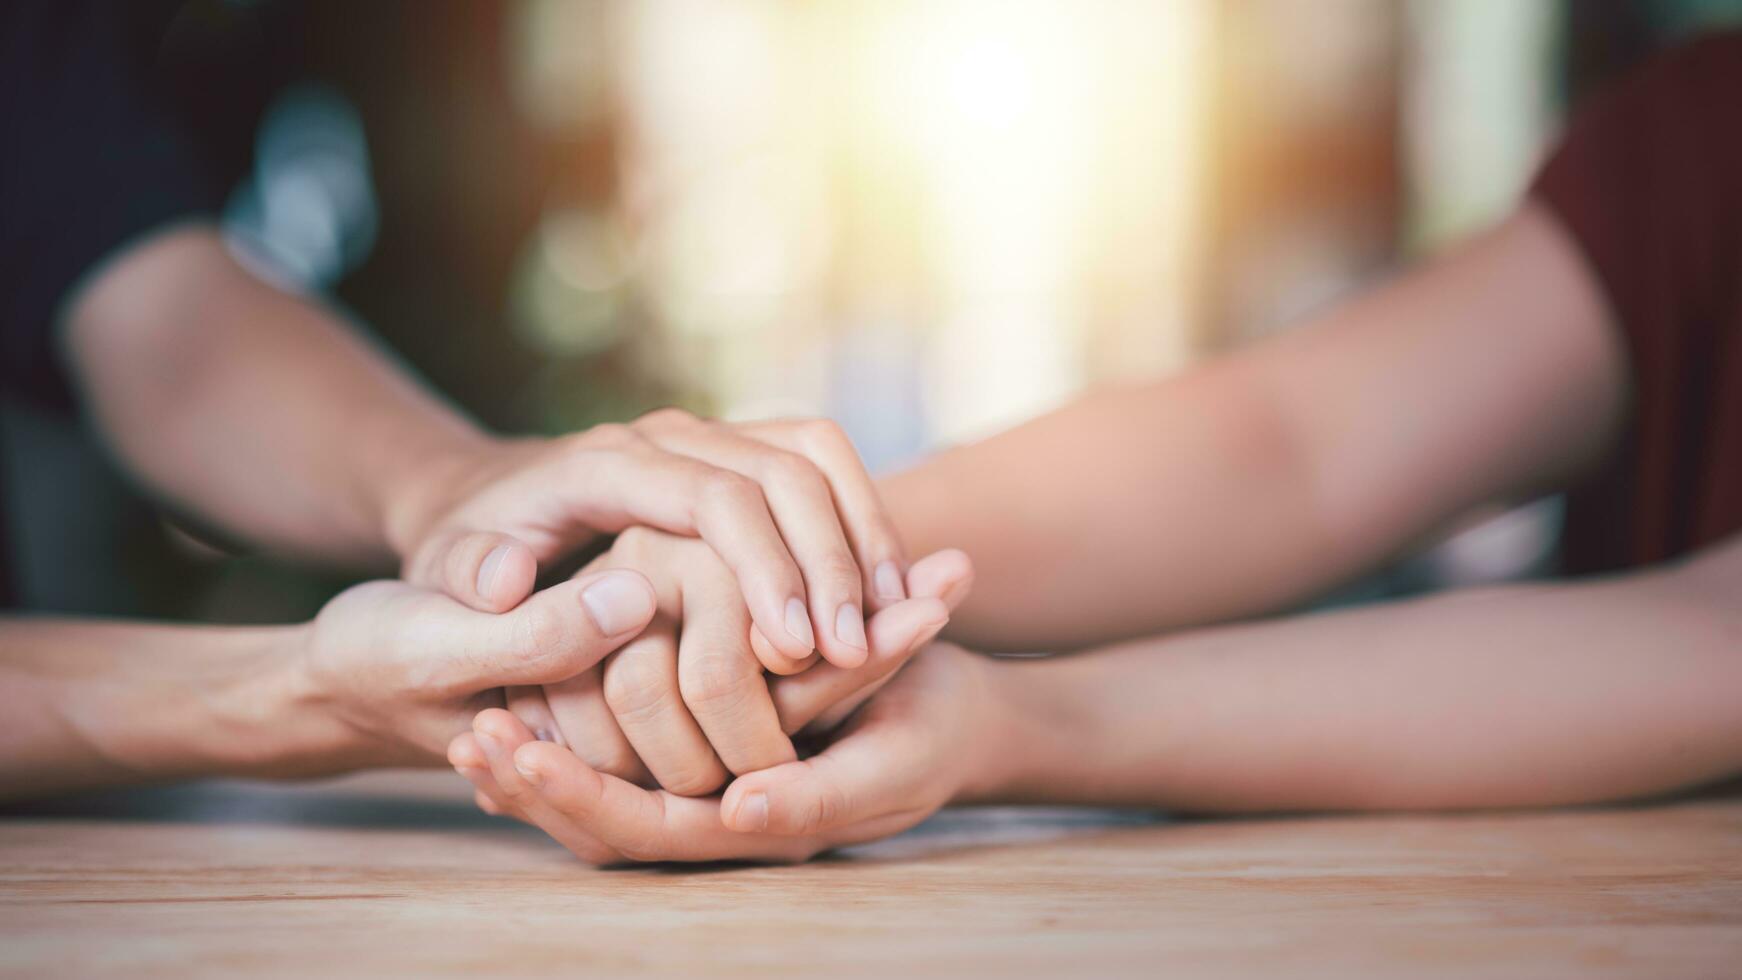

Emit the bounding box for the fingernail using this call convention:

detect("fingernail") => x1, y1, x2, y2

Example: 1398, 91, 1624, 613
784, 597, 815, 650
873, 561, 906, 601
476, 544, 512, 600
835, 602, 868, 651
581, 571, 656, 636
534, 729, 556, 744
475, 731, 502, 760
514, 758, 544, 786
735, 792, 768, 831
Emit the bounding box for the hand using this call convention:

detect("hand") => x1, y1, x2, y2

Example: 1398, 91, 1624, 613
451, 642, 1005, 864
387, 411, 909, 669
294, 568, 658, 768
496, 528, 972, 796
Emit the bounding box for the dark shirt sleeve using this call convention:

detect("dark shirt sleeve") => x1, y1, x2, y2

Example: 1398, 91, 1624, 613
0, 1, 219, 409
1531, 31, 1742, 572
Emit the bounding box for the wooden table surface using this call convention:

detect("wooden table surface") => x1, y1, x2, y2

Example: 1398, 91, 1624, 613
2, 772, 1739, 978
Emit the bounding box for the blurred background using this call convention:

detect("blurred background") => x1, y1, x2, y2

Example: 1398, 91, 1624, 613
5, 0, 1742, 623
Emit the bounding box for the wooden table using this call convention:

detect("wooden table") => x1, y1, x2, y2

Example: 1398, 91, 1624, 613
2, 773, 1739, 978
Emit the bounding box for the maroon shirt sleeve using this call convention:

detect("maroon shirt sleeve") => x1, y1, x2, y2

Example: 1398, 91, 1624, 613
1531, 31, 1742, 574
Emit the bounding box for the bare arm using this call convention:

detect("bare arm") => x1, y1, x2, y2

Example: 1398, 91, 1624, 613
0, 616, 343, 799
0, 567, 659, 802
434, 535, 1742, 864
978, 532, 1742, 812
883, 202, 1627, 650
59, 225, 911, 661
62, 224, 484, 568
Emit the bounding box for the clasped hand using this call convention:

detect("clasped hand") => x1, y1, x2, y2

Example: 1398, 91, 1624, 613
451, 530, 981, 865
297, 408, 981, 863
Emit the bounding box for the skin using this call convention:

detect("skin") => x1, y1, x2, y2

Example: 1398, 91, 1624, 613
7, 186, 1739, 865
458, 532, 1742, 864
455, 200, 1741, 863
882, 203, 1625, 652
497, 535, 972, 797
0, 556, 958, 802
0, 570, 655, 800
62, 224, 910, 665
0, 218, 917, 798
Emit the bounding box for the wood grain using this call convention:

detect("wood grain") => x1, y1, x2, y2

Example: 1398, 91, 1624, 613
2, 773, 1739, 978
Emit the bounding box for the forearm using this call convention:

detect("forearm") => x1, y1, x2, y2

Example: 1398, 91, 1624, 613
882, 206, 1621, 651
62, 224, 488, 568
0, 616, 352, 800
881, 369, 1338, 651
976, 542, 1742, 812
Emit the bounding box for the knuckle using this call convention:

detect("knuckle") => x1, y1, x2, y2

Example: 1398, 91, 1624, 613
660, 765, 726, 798
798, 779, 849, 835
635, 406, 696, 432
761, 450, 826, 491
601, 659, 672, 722
816, 552, 864, 590
576, 422, 638, 450
697, 471, 764, 520
705, 469, 759, 504
678, 655, 758, 714
581, 742, 642, 781
798, 418, 849, 453
610, 524, 662, 559
513, 603, 570, 665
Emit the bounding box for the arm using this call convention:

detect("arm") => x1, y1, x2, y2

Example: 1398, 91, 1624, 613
0, 568, 659, 802
61, 225, 905, 665
978, 532, 1742, 812
0, 617, 343, 800
458, 531, 1742, 867
62, 223, 481, 569
882, 202, 1627, 651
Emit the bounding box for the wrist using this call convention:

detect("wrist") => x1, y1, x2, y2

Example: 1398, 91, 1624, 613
954, 654, 1057, 804
86, 624, 360, 783
954, 652, 1104, 806
376, 430, 511, 563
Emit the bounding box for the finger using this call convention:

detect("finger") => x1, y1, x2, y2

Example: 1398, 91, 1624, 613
433, 569, 656, 689
601, 624, 729, 796
743, 419, 910, 610
572, 446, 818, 662
473, 789, 505, 817
541, 668, 650, 785
449, 732, 521, 818
468, 712, 620, 863
600, 529, 807, 676
677, 565, 798, 776
904, 548, 975, 612
511, 741, 818, 864
505, 686, 567, 747
770, 596, 947, 735
472, 788, 538, 826
807, 556, 968, 729
635, 414, 868, 668
457, 762, 519, 819
721, 707, 933, 836
406, 529, 540, 613
750, 626, 819, 676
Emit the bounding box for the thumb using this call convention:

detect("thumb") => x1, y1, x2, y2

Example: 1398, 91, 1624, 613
406, 528, 540, 613
449, 569, 657, 687
769, 596, 946, 734
720, 715, 920, 836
